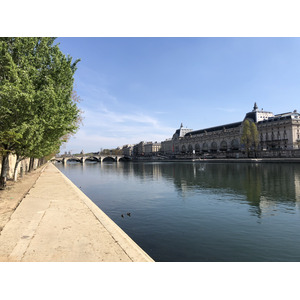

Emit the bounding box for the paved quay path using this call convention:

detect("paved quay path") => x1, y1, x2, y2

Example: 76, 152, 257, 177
0, 163, 154, 262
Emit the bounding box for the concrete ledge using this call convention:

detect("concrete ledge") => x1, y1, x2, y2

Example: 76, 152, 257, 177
55, 165, 154, 262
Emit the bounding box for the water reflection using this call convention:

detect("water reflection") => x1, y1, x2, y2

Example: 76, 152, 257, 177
129, 162, 300, 216
61, 161, 300, 218
57, 161, 300, 261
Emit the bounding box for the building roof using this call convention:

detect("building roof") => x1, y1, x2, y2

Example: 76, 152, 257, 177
185, 121, 242, 137
180, 104, 299, 139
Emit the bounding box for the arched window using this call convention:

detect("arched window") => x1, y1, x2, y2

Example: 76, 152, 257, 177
195, 143, 200, 153
220, 141, 227, 151
231, 139, 239, 150
211, 142, 218, 152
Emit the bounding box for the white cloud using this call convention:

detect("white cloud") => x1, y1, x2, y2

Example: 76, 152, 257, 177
82, 106, 162, 129
60, 103, 175, 153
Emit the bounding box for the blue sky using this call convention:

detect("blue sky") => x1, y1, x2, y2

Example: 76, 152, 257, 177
57, 37, 300, 154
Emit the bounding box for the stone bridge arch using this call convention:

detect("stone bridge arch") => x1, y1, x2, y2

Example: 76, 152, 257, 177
102, 156, 116, 162
60, 155, 124, 164
85, 156, 100, 162
101, 156, 123, 162
62, 157, 82, 164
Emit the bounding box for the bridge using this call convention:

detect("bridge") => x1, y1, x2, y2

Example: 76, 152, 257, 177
54, 155, 130, 164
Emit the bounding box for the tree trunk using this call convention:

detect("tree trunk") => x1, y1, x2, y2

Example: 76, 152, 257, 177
0, 155, 9, 189
29, 157, 34, 172
13, 155, 23, 182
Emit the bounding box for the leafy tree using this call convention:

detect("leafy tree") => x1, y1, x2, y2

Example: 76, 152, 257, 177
250, 121, 259, 154
0, 37, 81, 188
241, 119, 251, 156
241, 119, 259, 157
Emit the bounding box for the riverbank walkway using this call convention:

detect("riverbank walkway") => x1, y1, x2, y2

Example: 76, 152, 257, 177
0, 163, 154, 262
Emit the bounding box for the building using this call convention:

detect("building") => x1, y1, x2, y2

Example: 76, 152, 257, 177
161, 103, 300, 157
132, 141, 146, 157
122, 144, 134, 156
160, 139, 173, 155
144, 142, 161, 156
257, 109, 300, 151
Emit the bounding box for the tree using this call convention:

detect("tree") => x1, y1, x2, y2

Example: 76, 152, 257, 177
0, 37, 81, 188
241, 119, 259, 157
250, 121, 259, 156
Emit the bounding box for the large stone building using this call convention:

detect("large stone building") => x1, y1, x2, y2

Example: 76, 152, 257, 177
144, 142, 161, 156
161, 103, 300, 157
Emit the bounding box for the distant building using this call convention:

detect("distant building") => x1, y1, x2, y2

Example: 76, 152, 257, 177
160, 139, 173, 155
122, 144, 134, 156
161, 124, 193, 155
144, 142, 161, 156
132, 141, 145, 157
257, 109, 300, 151
173, 123, 193, 139
161, 103, 300, 157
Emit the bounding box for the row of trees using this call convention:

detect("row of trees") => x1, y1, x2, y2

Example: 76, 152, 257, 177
0, 37, 81, 189
99, 148, 123, 156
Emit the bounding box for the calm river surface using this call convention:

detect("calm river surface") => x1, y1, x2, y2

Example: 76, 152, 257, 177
56, 161, 300, 262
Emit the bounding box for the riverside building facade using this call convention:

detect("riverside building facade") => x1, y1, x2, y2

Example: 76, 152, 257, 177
161, 103, 300, 157
144, 142, 161, 156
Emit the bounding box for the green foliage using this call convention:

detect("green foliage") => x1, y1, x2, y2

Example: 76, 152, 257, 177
0, 37, 81, 160
0, 37, 81, 187
241, 119, 259, 155
241, 119, 251, 151
250, 121, 259, 150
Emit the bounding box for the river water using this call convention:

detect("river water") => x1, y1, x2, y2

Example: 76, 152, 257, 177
55, 161, 300, 262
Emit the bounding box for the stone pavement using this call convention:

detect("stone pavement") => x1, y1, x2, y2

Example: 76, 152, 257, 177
0, 163, 154, 262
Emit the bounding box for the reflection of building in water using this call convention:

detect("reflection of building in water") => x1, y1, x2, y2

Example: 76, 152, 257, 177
158, 162, 300, 216
130, 162, 163, 181
246, 163, 300, 215
259, 196, 279, 216
161, 103, 300, 156
118, 161, 300, 216
294, 172, 300, 208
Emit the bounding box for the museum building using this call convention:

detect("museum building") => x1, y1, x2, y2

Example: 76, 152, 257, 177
161, 103, 300, 156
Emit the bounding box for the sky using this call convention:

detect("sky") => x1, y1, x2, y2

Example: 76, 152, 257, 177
57, 37, 300, 154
